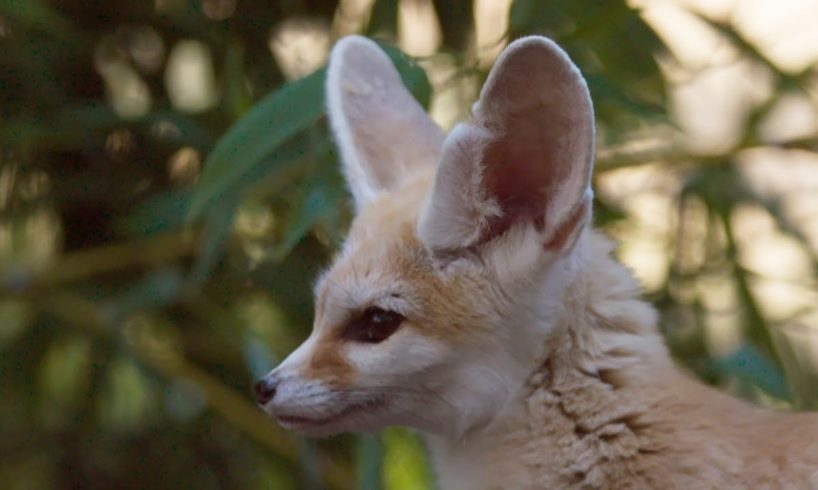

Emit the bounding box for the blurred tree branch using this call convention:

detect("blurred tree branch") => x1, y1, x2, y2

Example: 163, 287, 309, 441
1, 230, 198, 297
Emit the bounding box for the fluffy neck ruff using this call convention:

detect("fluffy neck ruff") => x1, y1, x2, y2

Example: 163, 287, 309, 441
426, 230, 674, 489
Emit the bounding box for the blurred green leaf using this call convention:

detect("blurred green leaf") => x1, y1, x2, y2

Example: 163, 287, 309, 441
713, 343, 789, 400
584, 73, 663, 118
508, 0, 562, 35
367, 0, 399, 38
118, 189, 193, 237
189, 41, 432, 221
242, 335, 279, 380
271, 146, 344, 261
383, 428, 433, 490
771, 323, 818, 409
189, 194, 239, 288
104, 267, 186, 319
431, 0, 473, 51
358, 434, 384, 490
186, 68, 326, 220
299, 439, 325, 490
223, 39, 254, 120
683, 163, 782, 367
721, 208, 779, 364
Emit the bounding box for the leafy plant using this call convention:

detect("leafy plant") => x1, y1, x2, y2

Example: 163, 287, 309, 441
0, 1, 816, 489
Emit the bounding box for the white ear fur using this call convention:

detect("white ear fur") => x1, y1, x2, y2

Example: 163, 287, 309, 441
418, 36, 595, 259
326, 36, 445, 211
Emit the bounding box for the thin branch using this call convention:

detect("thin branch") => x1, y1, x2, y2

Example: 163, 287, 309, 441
1, 230, 199, 296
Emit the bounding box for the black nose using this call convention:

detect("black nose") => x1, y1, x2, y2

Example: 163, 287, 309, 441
254, 377, 277, 405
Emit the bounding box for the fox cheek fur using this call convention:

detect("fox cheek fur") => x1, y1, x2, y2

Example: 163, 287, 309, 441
255, 34, 818, 489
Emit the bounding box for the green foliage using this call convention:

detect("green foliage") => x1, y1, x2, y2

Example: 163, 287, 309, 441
0, 1, 816, 489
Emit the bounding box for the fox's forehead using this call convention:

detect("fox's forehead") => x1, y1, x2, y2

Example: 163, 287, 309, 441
314, 169, 436, 311
347, 168, 435, 246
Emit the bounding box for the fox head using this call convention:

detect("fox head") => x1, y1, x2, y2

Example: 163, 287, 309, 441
255, 35, 595, 438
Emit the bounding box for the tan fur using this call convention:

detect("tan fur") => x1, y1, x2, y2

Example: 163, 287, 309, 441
300, 334, 355, 387
257, 35, 818, 488
307, 168, 818, 487
323, 169, 491, 344
303, 170, 471, 388
428, 231, 818, 489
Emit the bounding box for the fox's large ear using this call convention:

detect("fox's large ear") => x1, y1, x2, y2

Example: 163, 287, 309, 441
418, 36, 594, 261
326, 36, 445, 211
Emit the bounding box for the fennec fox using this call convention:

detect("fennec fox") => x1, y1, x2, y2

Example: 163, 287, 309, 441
255, 35, 818, 489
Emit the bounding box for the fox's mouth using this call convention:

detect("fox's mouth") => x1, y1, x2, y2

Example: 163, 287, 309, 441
275, 397, 388, 430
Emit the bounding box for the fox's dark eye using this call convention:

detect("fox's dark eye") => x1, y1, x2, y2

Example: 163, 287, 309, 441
343, 306, 405, 343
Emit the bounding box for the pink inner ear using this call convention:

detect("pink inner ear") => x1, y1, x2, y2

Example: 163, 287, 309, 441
470, 38, 594, 245
481, 120, 573, 240
418, 37, 594, 257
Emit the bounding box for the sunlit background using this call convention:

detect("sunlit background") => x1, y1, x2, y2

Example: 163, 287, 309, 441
1, 0, 817, 488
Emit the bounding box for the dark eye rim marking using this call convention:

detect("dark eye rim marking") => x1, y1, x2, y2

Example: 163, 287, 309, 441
341, 306, 405, 344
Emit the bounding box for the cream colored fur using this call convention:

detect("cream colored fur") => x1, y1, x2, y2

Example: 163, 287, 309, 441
257, 35, 818, 489
429, 231, 818, 489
